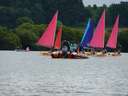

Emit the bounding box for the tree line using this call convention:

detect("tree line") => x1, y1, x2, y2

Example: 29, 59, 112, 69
0, 0, 128, 27
0, 0, 128, 52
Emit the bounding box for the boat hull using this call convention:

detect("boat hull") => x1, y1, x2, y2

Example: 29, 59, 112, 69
51, 51, 88, 59
107, 52, 121, 56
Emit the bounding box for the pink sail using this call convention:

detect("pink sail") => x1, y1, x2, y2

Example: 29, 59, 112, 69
106, 16, 119, 49
90, 10, 105, 48
37, 11, 58, 48
54, 25, 62, 49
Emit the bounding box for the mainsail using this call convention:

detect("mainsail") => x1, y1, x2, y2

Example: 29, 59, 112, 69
37, 11, 58, 48
54, 25, 62, 49
106, 16, 119, 49
80, 18, 94, 48
90, 10, 105, 48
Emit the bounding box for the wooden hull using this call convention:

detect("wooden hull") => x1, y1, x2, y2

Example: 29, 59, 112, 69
51, 52, 88, 59
107, 52, 121, 56
84, 52, 121, 57
40, 51, 51, 56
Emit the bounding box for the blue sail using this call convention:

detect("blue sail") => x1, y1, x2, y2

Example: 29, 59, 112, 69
80, 18, 94, 48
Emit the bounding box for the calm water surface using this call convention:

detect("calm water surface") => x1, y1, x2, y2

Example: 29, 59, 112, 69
0, 51, 128, 96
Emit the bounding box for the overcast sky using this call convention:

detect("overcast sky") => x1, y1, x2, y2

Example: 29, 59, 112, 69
82, 0, 128, 6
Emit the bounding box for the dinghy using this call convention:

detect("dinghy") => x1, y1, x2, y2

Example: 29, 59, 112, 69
89, 10, 106, 56
37, 11, 88, 59
106, 16, 121, 56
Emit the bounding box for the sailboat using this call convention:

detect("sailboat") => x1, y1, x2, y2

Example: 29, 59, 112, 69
37, 11, 88, 59
89, 10, 106, 56
79, 18, 94, 55
106, 16, 121, 56
37, 11, 62, 56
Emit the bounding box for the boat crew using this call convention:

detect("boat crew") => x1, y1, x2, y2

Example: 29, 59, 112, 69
61, 40, 70, 58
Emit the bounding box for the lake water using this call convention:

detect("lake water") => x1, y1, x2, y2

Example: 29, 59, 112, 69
0, 51, 128, 96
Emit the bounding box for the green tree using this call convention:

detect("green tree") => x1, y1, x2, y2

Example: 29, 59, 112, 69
0, 26, 21, 49
16, 17, 34, 26
118, 30, 128, 52
0, 7, 16, 28
15, 23, 41, 49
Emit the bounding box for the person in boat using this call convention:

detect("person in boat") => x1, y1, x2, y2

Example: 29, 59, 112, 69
101, 49, 107, 55
51, 49, 63, 58
113, 49, 121, 56
106, 47, 120, 56
51, 40, 70, 58
117, 49, 121, 55
96, 48, 106, 56
61, 46, 68, 57
61, 40, 70, 58
26, 46, 30, 52
90, 48, 95, 55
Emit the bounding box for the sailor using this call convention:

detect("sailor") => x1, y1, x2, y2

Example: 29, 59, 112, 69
26, 46, 30, 52
61, 45, 68, 58
61, 40, 70, 58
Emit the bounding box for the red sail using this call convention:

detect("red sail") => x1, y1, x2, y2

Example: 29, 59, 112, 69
90, 10, 105, 48
106, 16, 119, 49
54, 25, 62, 49
37, 11, 58, 48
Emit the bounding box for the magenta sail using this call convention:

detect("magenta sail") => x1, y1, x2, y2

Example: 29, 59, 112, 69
106, 16, 119, 49
54, 25, 62, 49
37, 11, 58, 48
90, 10, 105, 48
